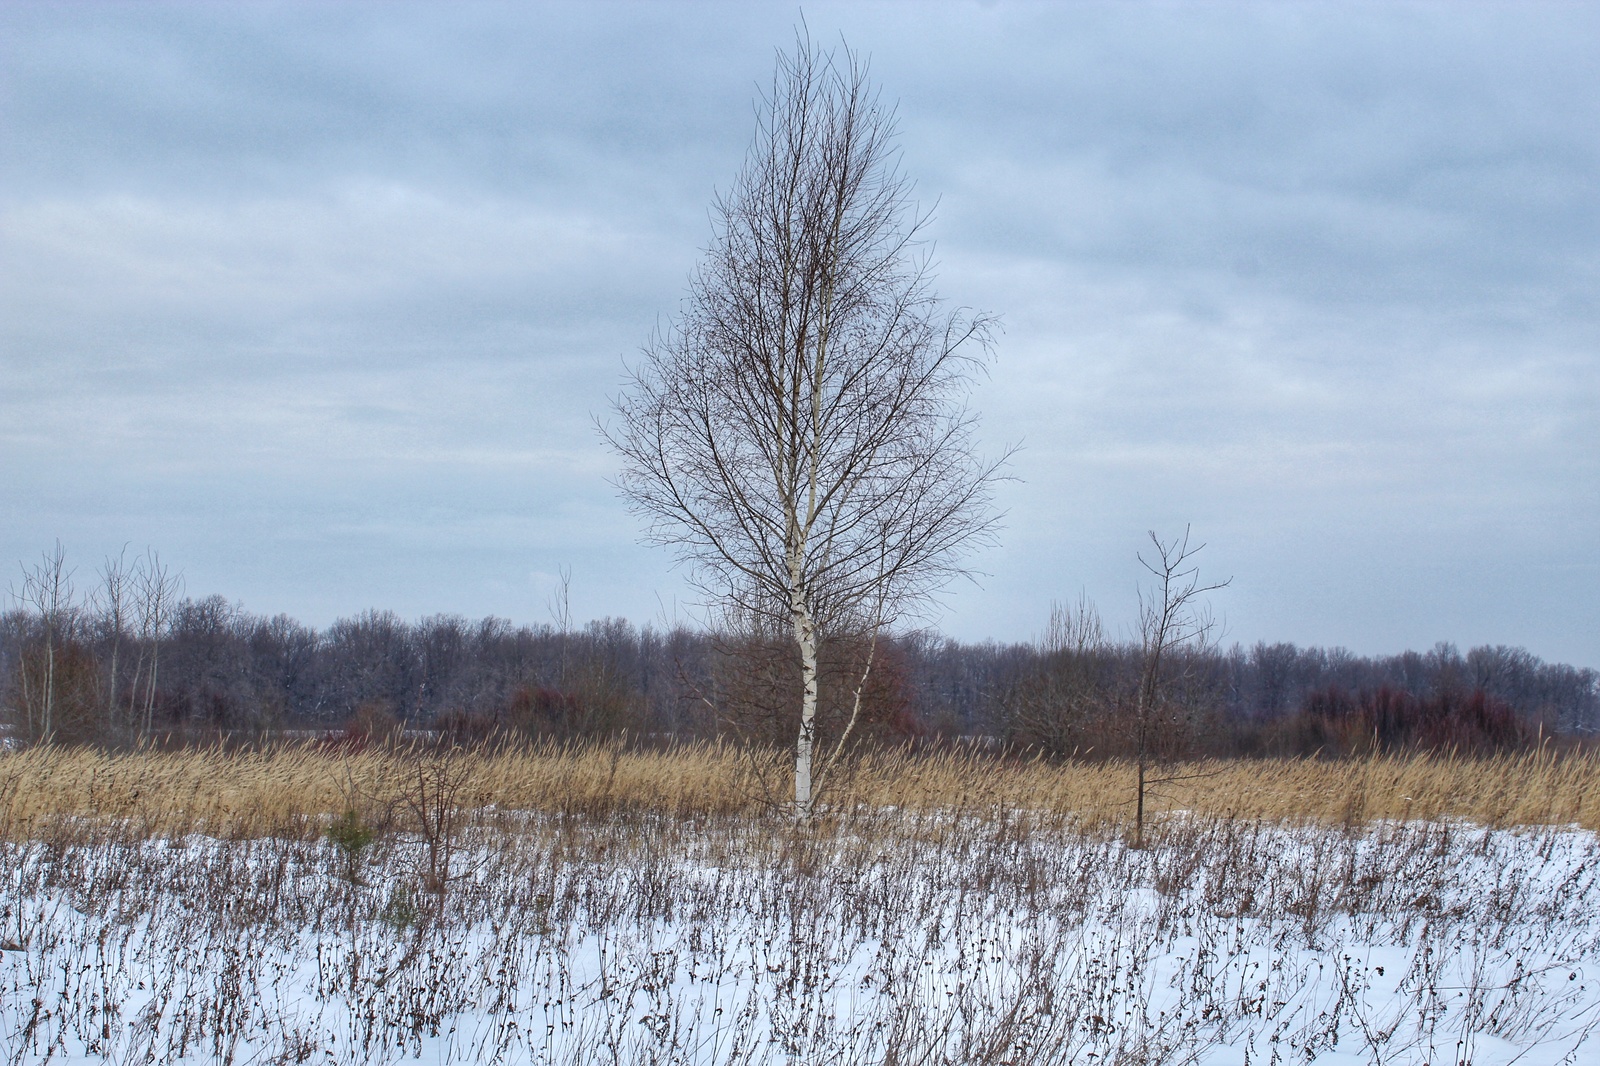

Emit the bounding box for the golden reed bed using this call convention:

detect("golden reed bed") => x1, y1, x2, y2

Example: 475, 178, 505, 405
2, 741, 1596, 840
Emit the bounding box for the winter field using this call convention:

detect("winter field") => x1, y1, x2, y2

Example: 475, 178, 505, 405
2, 745, 1598, 1065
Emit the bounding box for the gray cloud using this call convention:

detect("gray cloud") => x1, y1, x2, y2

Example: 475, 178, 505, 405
1, 1, 1595, 666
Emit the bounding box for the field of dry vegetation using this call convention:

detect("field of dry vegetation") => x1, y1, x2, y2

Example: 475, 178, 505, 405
4, 742, 1599, 839
3, 744, 1599, 1065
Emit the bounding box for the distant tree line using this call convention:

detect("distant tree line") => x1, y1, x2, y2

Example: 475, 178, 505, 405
2, 546, 1595, 754
1003, 624, 1598, 758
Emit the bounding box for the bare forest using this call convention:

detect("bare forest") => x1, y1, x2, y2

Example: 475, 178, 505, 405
2, 544, 1594, 758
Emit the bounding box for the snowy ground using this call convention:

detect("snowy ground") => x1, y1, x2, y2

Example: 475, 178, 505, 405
3, 810, 1597, 1065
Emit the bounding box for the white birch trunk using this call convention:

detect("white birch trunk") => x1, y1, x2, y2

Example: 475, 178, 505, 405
789, 578, 819, 818
790, 592, 819, 816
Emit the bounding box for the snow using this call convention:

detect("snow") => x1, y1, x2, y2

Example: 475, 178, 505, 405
2, 814, 1596, 1064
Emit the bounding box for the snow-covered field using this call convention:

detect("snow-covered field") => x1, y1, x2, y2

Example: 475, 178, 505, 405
3, 809, 1597, 1065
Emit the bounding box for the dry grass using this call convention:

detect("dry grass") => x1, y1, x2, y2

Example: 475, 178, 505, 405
2, 740, 1596, 841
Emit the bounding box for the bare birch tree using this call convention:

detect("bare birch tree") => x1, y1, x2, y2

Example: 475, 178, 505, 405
605, 34, 1006, 816
13, 542, 77, 743
131, 550, 181, 739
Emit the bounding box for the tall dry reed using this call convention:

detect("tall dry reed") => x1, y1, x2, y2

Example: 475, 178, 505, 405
3, 741, 1596, 841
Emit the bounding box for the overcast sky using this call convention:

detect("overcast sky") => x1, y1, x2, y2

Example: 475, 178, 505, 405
2, 1, 1596, 667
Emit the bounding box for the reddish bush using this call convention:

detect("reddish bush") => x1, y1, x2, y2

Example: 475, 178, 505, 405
1276, 685, 1533, 756
430, 687, 596, 746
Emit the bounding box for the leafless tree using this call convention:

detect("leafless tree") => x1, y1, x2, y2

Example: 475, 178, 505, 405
94, 546, 134, 738
130, 549, 181, 739
12, 542, 77, 742
1009, 592, 1119, 756
604, 33, 1007, 815
547, 565, 573, 690
1132, 526, 1230, 847
1047, 591, 1107, 658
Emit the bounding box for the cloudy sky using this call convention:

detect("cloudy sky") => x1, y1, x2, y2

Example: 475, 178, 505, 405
2, 1, 1596, 667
